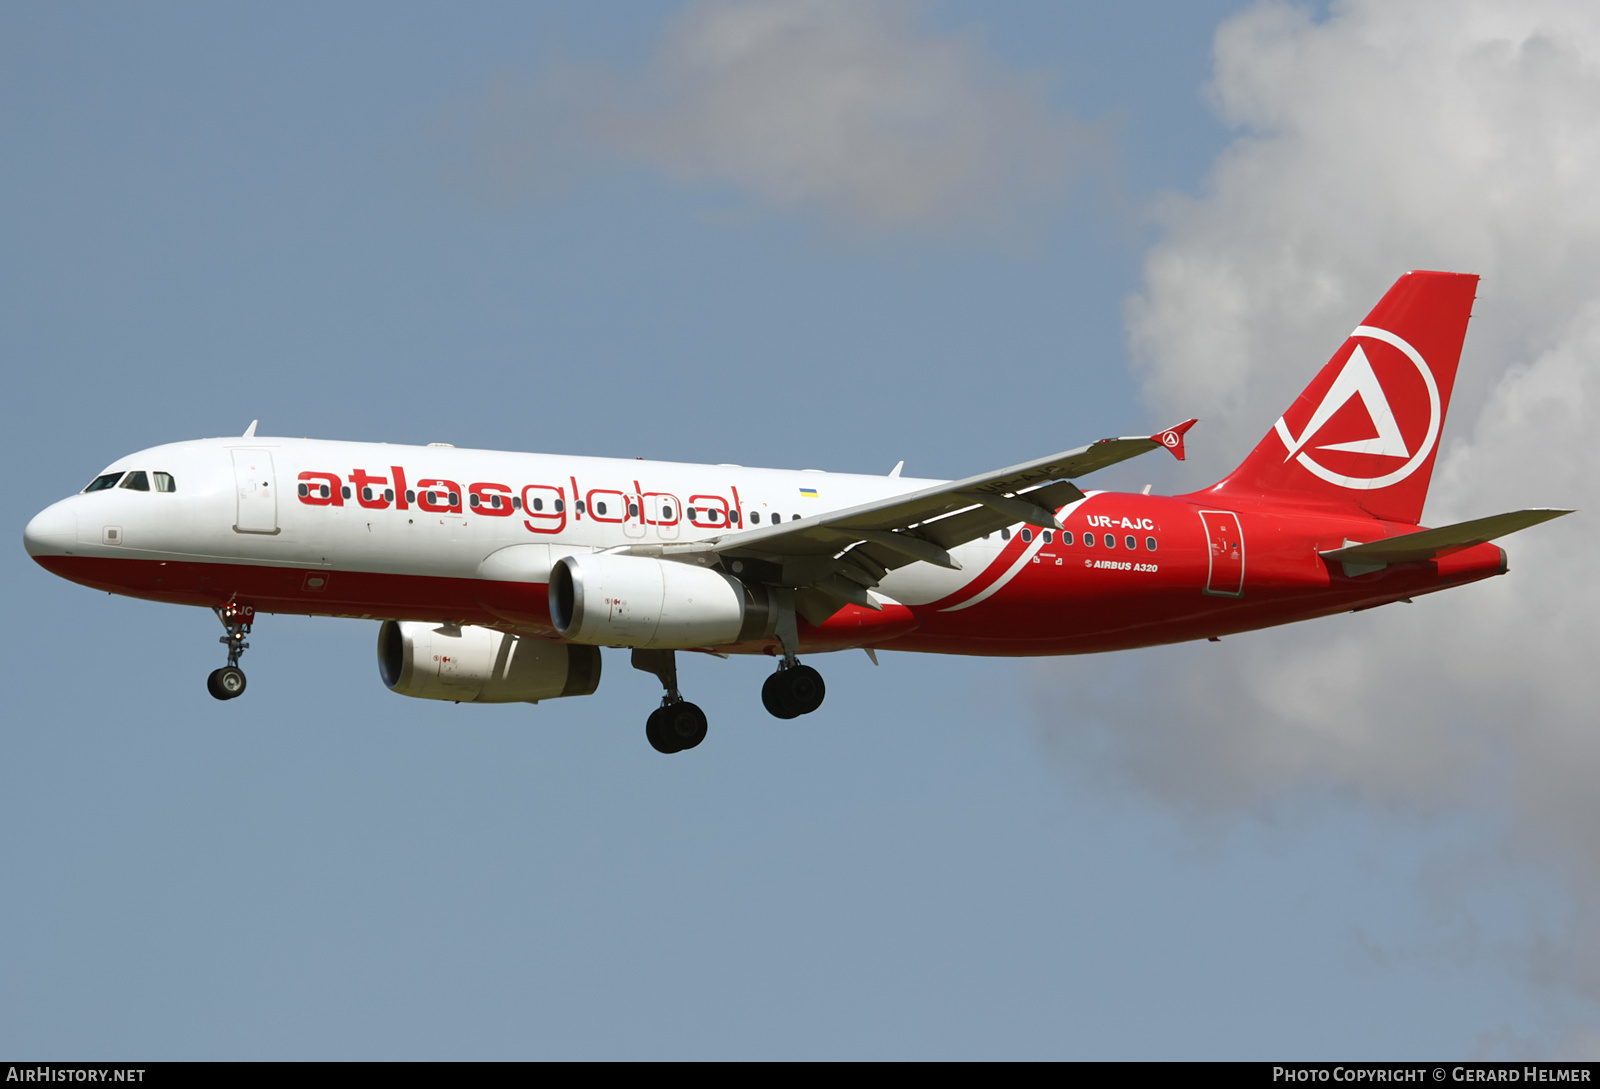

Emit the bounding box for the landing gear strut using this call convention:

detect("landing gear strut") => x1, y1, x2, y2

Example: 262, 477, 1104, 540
632, 649, 708, 754
761, 615, 825, 719
207, 602, 254, 701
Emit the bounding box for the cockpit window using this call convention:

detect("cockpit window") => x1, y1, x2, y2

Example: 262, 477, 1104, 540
153, 472, 176, 493
84, 472, 123, 492
119, 471, 150, 491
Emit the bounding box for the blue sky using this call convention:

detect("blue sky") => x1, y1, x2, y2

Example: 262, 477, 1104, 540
6, 1, 1596, 1059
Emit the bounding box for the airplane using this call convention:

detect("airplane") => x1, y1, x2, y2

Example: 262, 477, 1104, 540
22, 271, 1571, 754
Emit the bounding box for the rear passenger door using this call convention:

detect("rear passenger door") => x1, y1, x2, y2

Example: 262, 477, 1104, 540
1199, 510, 1244, 596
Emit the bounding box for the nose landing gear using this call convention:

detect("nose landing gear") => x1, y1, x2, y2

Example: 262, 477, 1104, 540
632, 649, 708, 754
207, 602, 254, 701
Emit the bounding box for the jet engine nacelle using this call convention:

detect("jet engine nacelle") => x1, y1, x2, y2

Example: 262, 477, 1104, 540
549, 553, 778, 649
377, 620, 602, 703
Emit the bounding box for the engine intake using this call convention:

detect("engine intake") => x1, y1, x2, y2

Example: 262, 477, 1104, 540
377, 620, 601, 703
549, 553, 777, 648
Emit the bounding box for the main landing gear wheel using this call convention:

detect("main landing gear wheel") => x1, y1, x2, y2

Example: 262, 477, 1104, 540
207, 666, 247, 701
632, 649, 709, 755
646, 701, 709, 754
762, 663, 825, 719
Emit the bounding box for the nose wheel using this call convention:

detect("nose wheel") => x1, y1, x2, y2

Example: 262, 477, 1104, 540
207, 602, 254, 701
632, 649, 708, 754
207, 666, 247, 700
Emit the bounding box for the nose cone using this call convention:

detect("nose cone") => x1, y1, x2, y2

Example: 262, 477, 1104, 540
24, 501, 78, 558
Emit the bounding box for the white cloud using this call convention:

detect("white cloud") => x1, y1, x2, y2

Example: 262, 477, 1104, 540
605, 0, 1094, 233
445, 1, 1096, 235
1038, 0, 1600, 1012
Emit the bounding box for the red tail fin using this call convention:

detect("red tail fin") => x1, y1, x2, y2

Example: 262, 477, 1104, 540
1202, 270, 1479, 525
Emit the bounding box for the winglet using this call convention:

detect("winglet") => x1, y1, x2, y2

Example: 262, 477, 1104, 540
1151, 419, 1197, 461
243, 420, 259, 438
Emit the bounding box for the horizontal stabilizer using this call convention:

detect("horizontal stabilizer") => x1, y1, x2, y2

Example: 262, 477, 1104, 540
1320, 508, 1573, 565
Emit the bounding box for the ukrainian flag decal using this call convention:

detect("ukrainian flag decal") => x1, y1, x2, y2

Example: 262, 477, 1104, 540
799, 487, 819, 499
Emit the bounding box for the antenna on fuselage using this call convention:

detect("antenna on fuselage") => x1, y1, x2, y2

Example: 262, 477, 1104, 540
888, 461, 903, 478
242, 420, 259, 438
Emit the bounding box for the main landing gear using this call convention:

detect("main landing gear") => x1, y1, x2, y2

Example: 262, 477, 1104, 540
761, 598, 824, 719
632, 649, 708, 755
761, 661, 826, 720
630, 640, 827, 755
207, 602, 254, 701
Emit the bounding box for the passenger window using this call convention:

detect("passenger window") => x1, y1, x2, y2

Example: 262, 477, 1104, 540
1125, 535, 1136, 550
628, 502, 638, 518
298, 483, 309, 498
1062, 531, 1073, 545
342, 486, 352, 500
405, 490, 415, 504
84, 472, 123, 492
532, 497, 544, 512
1043, 530, 1053, 544
153, 472, 176, 493
662, 504, 673, 519
1021, 529, 1033, 543
555, 499, 564, 513
1084, 533, 1094, 547
1145, 536, 1157, 551
511, 497, 521, 510
469, 494, 479, 507
750, 511, 761, 524
596, 501, 607, 516
575, 501, 585, 514
119, 471, 150, 491
1000, 528, 1010, 540
791, 514, 800, 521
1104, 534, 1115, 548
449, 492, 460, 506
730, 511, 739, 525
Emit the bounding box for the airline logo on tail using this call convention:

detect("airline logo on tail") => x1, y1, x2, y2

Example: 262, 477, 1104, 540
1272, 325, 1442, 491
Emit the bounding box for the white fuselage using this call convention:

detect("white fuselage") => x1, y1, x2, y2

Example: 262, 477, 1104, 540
26, 435, 998, 611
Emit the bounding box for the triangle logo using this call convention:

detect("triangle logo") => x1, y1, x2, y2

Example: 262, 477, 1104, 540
1281, 345, 1410, 462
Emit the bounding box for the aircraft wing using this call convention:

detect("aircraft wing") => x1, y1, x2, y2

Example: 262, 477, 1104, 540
1320, 508, 1573, 566
621, 420, 1196, 617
